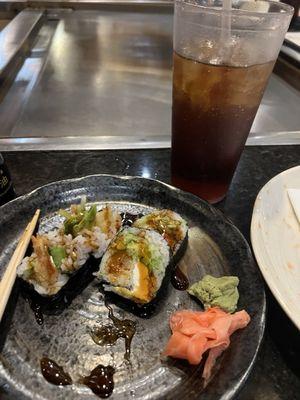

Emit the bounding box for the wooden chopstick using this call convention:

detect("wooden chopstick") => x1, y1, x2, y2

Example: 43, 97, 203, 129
0, 209, 40, 322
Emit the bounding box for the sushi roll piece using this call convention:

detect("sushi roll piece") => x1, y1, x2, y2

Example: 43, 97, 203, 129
96, 227, 170, 304
132, 209, 188, 254
18, 233, 95, 297
17, 202, 122, 315
59, 200, 122, 260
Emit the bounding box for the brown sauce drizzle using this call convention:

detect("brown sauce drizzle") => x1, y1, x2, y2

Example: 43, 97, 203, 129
121, 212, 143, 227
80, 365, 115, 398
40, 358, 115, 398
23, 294, 44, 326
90, 302, 136, 361
31, 302, 44, 325
40, 358, 72, 386
171, 266, 189, 291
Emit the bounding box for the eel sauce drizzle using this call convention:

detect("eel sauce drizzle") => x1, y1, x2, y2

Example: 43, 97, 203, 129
80, 365, 115, 398
40, 358, 72, 386
90, 301, 136, 361
31, 302, 44, 325
171, 266, 189, 291
40, 358, 115, 398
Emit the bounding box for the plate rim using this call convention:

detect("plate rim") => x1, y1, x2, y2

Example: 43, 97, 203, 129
0, 173, 266, 399
251, 165, 300, 330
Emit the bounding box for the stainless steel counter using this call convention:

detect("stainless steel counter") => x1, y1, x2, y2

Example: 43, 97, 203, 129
0, 7, 299, 150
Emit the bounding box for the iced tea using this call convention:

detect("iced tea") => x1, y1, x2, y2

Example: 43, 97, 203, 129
171, 52, 274, 203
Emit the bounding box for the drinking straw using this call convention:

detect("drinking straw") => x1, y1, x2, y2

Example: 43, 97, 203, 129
221, 0, 232, 62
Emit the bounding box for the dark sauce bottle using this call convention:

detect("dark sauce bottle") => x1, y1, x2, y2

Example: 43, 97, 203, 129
0, 154, 16, 206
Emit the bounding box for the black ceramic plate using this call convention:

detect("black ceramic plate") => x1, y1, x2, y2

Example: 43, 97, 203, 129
0, 175, 265, 400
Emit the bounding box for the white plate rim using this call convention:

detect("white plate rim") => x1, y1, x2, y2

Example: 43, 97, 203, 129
251, 165, 300, 330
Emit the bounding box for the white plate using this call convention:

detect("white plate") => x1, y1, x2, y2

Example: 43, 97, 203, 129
251, 165, 300, 330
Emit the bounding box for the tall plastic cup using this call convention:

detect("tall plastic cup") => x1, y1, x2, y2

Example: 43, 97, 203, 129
171, 0, 293, 203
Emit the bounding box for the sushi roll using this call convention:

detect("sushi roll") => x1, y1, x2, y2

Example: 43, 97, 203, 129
132, 209, 188, 254
17, 202, 122, 314
96, 227, 170, 304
